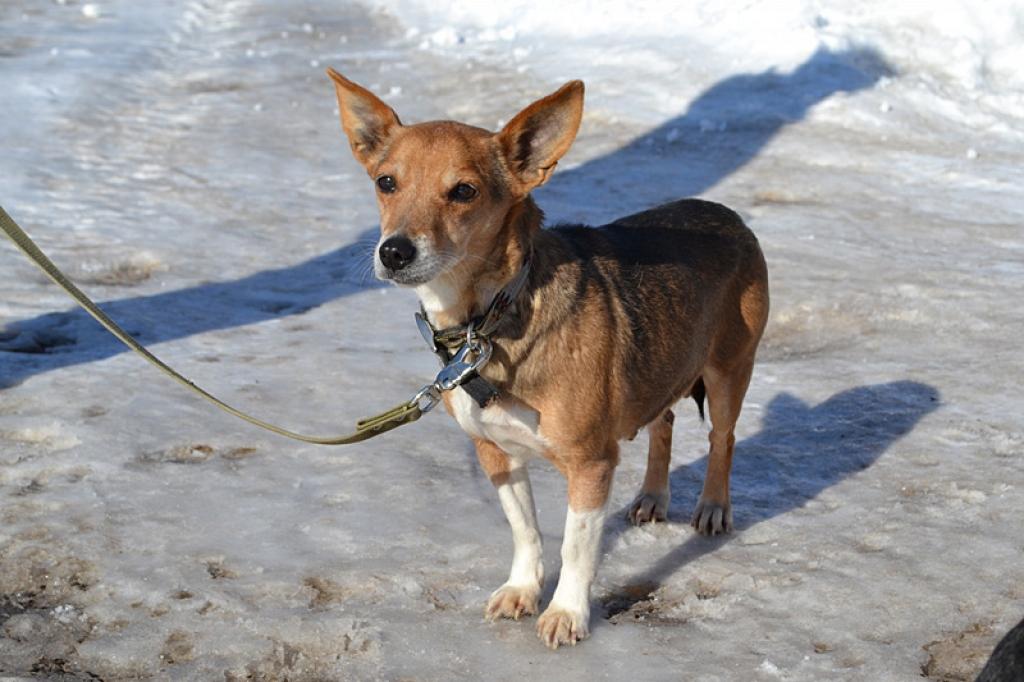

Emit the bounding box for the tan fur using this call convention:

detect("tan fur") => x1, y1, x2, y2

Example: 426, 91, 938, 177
474, 437, 513, 487
327, 68, 770, 648
627, 409, 675, 524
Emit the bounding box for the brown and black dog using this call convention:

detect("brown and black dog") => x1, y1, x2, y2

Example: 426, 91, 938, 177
327, 69, 769, 649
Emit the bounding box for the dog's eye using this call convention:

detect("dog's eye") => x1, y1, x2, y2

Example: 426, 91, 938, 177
449, 183, 477, 203
376, 175, 397, 194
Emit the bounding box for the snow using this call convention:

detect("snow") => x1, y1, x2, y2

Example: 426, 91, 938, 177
1, 0, 1023, 679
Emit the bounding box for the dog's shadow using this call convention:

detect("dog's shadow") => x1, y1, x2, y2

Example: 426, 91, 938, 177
1, 45, 890, 389
0, 227, 383, 388
595, 380, 940, 616
546, 45, 892, 215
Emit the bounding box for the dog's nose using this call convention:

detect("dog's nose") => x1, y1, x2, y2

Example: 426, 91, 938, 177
378, 236, 417, 271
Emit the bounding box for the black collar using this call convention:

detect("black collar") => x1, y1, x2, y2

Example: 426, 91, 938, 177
416, 257, 532, 352
413, 258, 531, 408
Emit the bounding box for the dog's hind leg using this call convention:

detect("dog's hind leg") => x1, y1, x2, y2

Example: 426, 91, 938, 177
626, 409, 674, 525
476, 439, 545, 621
691, 360, 754, 535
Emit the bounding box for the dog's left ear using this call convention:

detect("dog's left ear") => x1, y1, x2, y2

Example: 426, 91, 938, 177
326, 67, 402, 170
497, 80, 584, 193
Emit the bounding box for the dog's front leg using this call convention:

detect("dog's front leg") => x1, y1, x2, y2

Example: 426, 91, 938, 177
537, 453, 615, 649
476, 439, 544, 621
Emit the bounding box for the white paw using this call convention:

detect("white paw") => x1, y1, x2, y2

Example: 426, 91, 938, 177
485, 583, 540, 621
536, 605, 589, 649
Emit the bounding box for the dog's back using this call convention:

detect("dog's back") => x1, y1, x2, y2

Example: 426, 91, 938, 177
541, 198, 768, 429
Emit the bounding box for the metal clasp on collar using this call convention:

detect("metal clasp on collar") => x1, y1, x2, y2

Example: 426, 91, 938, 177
436, 336, 492, 391
411, 326, 493, 413
412, 384, 443, 413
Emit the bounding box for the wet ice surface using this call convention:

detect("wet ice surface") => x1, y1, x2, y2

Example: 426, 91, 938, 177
1, 0, 1023, 679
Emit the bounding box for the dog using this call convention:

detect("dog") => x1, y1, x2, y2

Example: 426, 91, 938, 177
326, 69, 769, 649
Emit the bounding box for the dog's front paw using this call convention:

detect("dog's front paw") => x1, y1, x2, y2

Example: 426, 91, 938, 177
626, 491, 669, 525
486, 583, 540, 621
536, 605, 589, 649
691, 496, 733, 536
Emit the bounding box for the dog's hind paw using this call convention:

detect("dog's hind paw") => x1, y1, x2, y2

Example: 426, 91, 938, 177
626, 491, 669, 525
486, 584, 540, 621
536, 606, 589, 650
691, 497, 733, 536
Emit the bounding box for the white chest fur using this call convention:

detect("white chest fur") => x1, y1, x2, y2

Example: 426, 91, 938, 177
448, 389, 549, 460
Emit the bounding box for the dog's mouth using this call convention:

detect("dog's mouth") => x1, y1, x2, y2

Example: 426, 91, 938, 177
378, 266, 436, 287
374, 240, 450, 287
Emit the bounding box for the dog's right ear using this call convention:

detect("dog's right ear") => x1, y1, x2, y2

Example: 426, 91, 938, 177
497, 80, 584, 194
326, 67, 401, 170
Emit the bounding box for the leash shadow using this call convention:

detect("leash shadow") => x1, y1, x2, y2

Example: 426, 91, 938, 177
602, 380, 940, 616
0, 227, 382, 388
0, 46, 890, 388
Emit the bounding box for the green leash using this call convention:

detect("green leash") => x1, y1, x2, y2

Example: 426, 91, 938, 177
0, 206, 423, 445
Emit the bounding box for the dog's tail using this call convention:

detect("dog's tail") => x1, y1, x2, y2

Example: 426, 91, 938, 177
691, 376, 706, 421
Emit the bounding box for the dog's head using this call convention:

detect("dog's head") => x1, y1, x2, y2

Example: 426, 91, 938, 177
327, 68, 583, 287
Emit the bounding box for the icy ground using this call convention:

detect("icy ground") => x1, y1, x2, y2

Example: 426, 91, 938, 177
1, 0, 1023, 679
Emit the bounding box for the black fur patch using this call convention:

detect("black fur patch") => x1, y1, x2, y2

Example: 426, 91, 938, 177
692, 376, 706, 421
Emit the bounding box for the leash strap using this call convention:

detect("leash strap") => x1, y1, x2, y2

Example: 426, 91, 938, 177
0, 206, 422, 445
